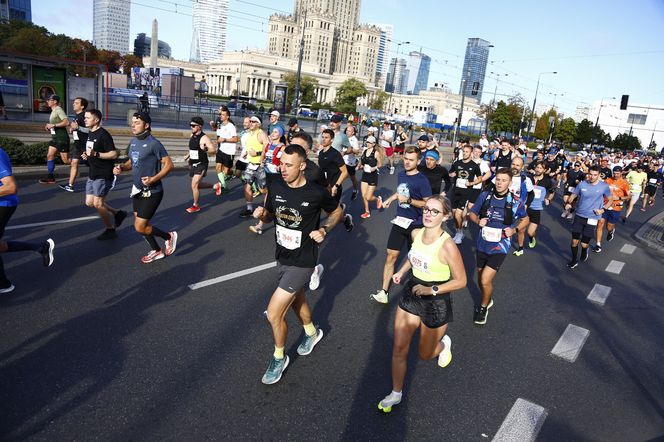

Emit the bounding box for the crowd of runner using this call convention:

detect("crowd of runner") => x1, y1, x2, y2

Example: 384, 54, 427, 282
1, 96, 663, 412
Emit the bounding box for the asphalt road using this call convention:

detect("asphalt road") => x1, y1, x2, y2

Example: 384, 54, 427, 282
1, 167, 662, 441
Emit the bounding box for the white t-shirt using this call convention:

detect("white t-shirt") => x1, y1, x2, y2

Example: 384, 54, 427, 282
380, 129, 394, 149
238, 130, 250, 163
216, 122, 238, 156
344, 135, 360, 166
473, 158, 490, 189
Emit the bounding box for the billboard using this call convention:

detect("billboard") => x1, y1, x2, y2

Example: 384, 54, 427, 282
32, 66, 66, 113
273, 84, 287, 114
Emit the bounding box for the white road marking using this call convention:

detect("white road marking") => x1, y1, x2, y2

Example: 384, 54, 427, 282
620, 244, 636, 254
188, 261, 277, 290
6, 216, 100, 230
587, 284, 612, 306
492, 398, 548, 442
605, 260, 625, 274
551, 324, 590, 363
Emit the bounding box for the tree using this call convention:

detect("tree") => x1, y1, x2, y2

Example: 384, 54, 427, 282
335, 78, 368, 114
369, 90, 389, 110
506, 93, 529, 135
281, 73, 318, 109
574, 119, 594, 145
489, 101, 512, 134
612, 133, 641, 151
553, 117, 577, 145
534, 108, 559, 140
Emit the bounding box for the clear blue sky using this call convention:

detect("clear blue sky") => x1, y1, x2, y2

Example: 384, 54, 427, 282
33, 0, 664, 116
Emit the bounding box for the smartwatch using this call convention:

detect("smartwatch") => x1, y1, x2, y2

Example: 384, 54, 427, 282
431, 285, 439, 296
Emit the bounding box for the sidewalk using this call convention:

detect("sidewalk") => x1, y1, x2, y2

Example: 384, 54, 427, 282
634, 208, 664, 254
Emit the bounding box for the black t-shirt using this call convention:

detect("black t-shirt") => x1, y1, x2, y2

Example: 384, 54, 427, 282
544, 159, 560, 175
646, 170, 661, 187
318, 147, 345, 187
417, 163, 450, 194
493, 150, 513, 169
188, 131, 209, 165
86, 127, 116, 180
265, 179, 339, 268
73, 112, 88, 150
450, 159, 481, 192
304, 159, 326, 187
566, 169, 585, 189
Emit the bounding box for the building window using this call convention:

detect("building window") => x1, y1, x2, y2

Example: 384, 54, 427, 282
627, 114, 647, 125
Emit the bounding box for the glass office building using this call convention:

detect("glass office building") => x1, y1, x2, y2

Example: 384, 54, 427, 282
459, 38, 491, 102
1, 0, 32, 22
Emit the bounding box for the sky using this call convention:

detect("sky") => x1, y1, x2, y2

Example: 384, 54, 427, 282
32, 0, 664, 117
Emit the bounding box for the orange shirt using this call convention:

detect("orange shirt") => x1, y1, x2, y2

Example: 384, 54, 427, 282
605, 177, 630, 211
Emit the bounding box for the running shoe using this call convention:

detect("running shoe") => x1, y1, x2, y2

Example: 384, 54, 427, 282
640, 208, 646, 212
58, 184, 75, 192
96, 229, 118, 241
566, 259, 579, 269
186, 205, 201, 213
370, 289, 388, 304
0, 283, 15, 294
580, 249, 589, 262
344, 213, 354, 232
41, 238, 55, 267
453, 231, 464, 245
38, 177, 56, 184
438, 335, 452, 368
110, 175, 117, 190
513, 248, 524, 257
261, 355, 290, 385
376, 196, 383, 210
528, 237, 537, 248
593, 244, 602, 253
297, 328, 324, 356
340, 202, 347, 212
360, 212, 371, 219
114, 210, 128, 228
560, 210, 569, 218
141, 249, 165, 264
389, 167, 395, 175
249, 225, 263, 235
164, 231, 178, 256
309, 264, 324, 290
219, 173, 227, 189
213, 182, 222, 196
238, 209, 253, 218
351, 190, 358, 200
606, 230, 614, 242
473, 299, 494, 325
649, 200, 654, 207
378, 391, 402, 413
462, 220, 468, 229
566, 212, 575, 220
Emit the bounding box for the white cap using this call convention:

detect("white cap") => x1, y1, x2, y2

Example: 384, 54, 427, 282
270, 110, 280, 117
368, 126, 378, 132
366, 135, 377, 143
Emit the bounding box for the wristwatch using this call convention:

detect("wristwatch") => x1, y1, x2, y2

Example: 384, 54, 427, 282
431, 285, 439, 296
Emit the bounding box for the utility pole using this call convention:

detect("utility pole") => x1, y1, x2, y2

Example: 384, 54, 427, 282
452, 73, 467, 148
293, 9, 307, 114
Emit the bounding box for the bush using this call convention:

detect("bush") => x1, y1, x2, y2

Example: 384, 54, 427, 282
0, 137, 51, 165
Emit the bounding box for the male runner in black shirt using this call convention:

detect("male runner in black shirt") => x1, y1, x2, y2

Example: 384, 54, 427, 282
60, 97, 89, 192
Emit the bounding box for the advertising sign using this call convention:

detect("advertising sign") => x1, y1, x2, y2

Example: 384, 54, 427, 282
32, 66, 66, 113
274, 84, 288, 114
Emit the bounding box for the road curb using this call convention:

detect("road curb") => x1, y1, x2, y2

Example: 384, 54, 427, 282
634, 209, 664, 254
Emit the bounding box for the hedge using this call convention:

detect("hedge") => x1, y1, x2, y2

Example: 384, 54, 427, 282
0, 137, 52, 165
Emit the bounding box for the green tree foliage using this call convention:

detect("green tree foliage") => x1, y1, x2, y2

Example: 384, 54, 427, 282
489, 101, 512, 134
281, 73, 319, 109
369, 90, 389, 110
534, 108, 559, 140
574, 119, 594, 145
506, 94, 529, 135
553, 117, 577, 144
335, 78, 368, 114
612, 133, 641, 151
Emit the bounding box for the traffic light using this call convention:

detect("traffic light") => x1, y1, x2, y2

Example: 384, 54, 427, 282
620, 95, 629, 110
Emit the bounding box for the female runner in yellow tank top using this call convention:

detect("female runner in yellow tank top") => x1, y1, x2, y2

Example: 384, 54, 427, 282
378, 194, 467, 413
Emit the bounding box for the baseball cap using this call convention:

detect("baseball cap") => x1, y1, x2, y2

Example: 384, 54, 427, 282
612, 165, 623, 172
330, 114, 343, 123
368, 126, 378, 132
287, 117, 298, 127
133, 111, 151, 124
418, 134, 430, 142
366, 135, 377, 144
190, 116, 204, 126
249, 115, 261, 123
47, 94, 60, 102
270, 110, 280, 117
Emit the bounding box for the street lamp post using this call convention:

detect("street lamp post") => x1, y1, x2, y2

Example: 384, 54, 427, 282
452, 71, 469, 148
486, 72, 508, 135
549, 92, 564, 109
386, 40, 410, 117
526, 71, 557, 140
593, 96, 616, 145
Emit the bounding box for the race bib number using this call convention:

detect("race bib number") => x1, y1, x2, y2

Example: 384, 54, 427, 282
363, 164, 372, 173
189, 149, 199, 160
568, 186, 575, 192
73, 131, 79, 141
391, 216, 413, 229
533, 188, 542, 199
248, 163, 259, 171
130, 185, 142, 197
481, 226, 503, 242
85, 140, 94, 156
587, 217, 598, 226
649, 178, 657, 184
456, 178, 467, 189
50, 128, 56, 135
408, 250, 431, 274
275, 225, 302, 250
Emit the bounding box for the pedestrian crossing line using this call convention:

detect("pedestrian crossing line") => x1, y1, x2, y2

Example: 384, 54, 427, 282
6, 215, 100, 230
587, 284, 612, 306
550, 324, 590, 363
188, 261, 277, 290
619, 244, 636, 254
492, 398, 548, 442
605, 260, 625, 274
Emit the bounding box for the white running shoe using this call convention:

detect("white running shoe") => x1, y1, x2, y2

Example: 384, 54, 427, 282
370, 289, 388, 304
438, 335, 452, 368
309, 264, 324, 290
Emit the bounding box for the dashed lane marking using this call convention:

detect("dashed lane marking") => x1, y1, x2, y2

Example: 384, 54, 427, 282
492, 398, 548, 442
551, 324, 590, 363
587, 284, 612, 306
6, 216, 100, 230
188, 261, 277, 290
605, 260, 625, 274
620, 244, 636, 254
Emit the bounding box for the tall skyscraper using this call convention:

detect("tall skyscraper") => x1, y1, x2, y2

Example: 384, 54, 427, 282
190, 0, 228, 64
133, 33, 172, 59
406, 50, 431, 95
370, 23, 393, 89
93, 0, 131, 54
386, 58, 408, 95
459, 38, 491, 102
0, 0, 32, 22
267, 0, 380, 82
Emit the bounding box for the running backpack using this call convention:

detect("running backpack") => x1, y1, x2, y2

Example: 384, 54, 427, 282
478, 191, 515, 226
